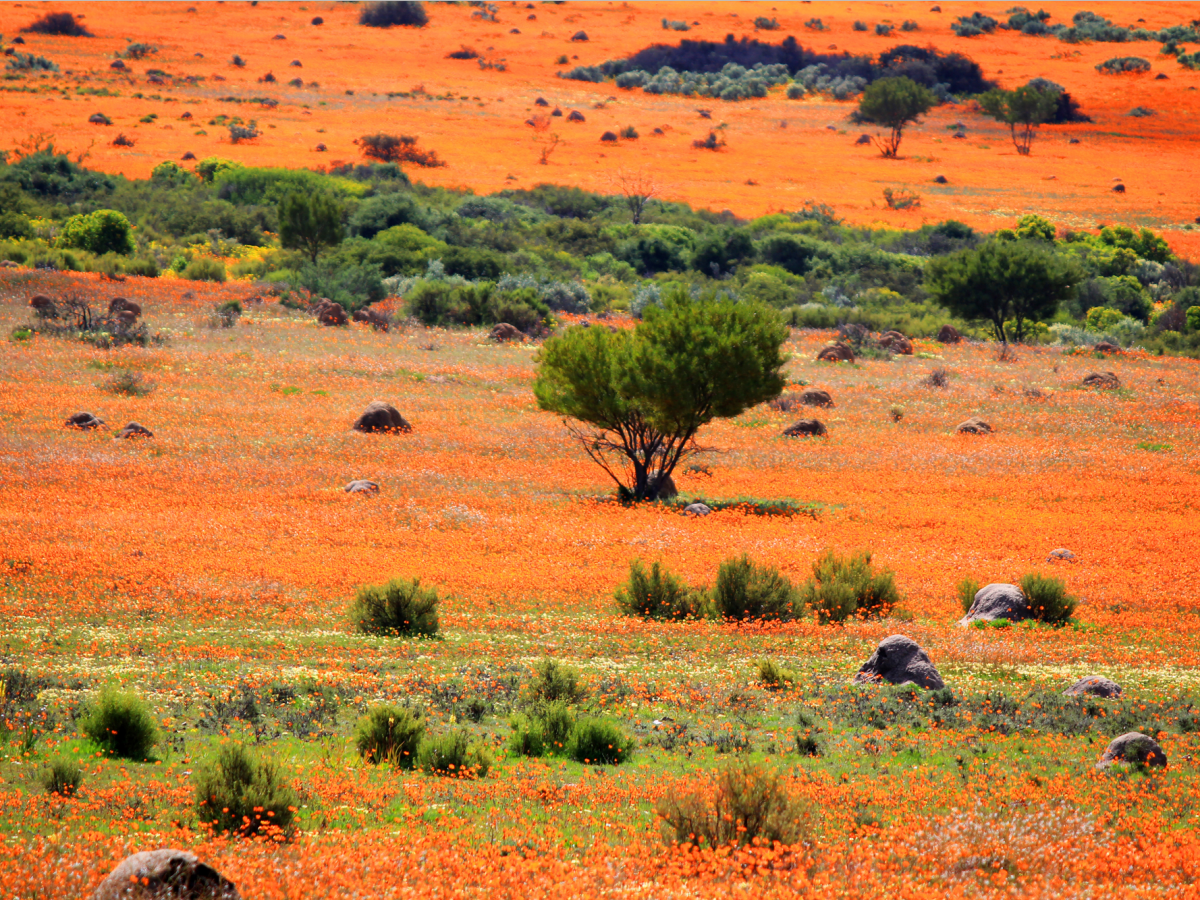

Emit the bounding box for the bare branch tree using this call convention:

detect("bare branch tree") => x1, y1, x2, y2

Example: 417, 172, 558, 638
612, 169, 662, 225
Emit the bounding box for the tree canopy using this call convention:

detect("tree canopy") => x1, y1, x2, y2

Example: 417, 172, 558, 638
533, 288, 789, 499
856, 76, 937, 157
278, 191, 343, 263
978, 84, 1061, 155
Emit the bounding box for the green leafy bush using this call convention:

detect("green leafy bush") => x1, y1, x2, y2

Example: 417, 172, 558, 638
957, 576, 980, 613
615, 559, 707, 620
756, 658, 796, 690
22, 11, 92, 36
529, 658, 587, 704
800, 549, 901, 624
658, 762, 808, 848
359, 2, 428, 29
181, 257, 226, 282
711, 554, 801, 621
193, 743, 297, 838
355, 704, 425, 767
1097, 57, 1151, 74
80, 687, 159, 760
43, 757, 82, 796
1020, 572, 1077, 625
568, 717, 634, 765
509, 699, 575, 757
57, 210, 135, 255
349, 577, 440, 637
415, 729, 492, 777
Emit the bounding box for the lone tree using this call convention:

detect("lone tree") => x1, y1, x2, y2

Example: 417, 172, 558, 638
358, 133, 445, 168
614, 169, 662, 225
856, 76, 937, 158
278, 191, 343, 263
977, 84, 1060, 155
925, 240, 1082, 344
534, 288, 788, 500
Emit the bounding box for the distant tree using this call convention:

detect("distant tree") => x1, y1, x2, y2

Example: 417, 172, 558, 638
856, 76, 937, 158
614, 169, 662, 225
22, 11, 91, 36
278, 191, 343, 263
57, 210, 135, 255
534, 288, 788, 500
359, 1, 427, 28
357, 133, 445, 168
926, 240, 1082, 344
977, 84, 1060, 155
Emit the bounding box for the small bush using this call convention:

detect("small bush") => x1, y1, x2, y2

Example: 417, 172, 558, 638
123, 43, 157, 59
711, 554, 801, 622
923, 366, 950, 388
1019, 572, 1077, 625
957, 576, 980, 613
883, 187, 921, 210
80, 687, 158, 760
853, 20, 868, 32
349, 577, 440, 637
800, 549, 901, 624
360, 1, 428, 28
231, 55, 247, 68
615, 559, 707, 620
756, 658, 796, 690
658, 762, 808, 848
805, 18, 826, 30
509, 699, 575, 757
1097, 57, 1151, 75
619, 125, 639, 140
416, 730, 492, 777
875, 23, 894, 36
447, 45, 479, 60
229, 124, 260, 144
692, 130, 726, 151
754, 17, 780, 30
568, 717, 634, 765
101, 369, 155, 397
216, 299, 243, 327
182, 257, 226, 282
355, 704, 425, 767
57, 210, 135, 256
43, 758, 82, 797
358, 133, 445, 167
23, 12, 91, 36
529, 658, 587, 704
193, 743, 297, 838
794, 709, 824, 756
8, 52, 60, 72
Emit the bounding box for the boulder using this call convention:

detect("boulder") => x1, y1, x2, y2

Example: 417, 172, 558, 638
1082, 371, 1119, 389
855, 133, 872, 145
936, 324, 962, 344
959, 583, 1029, 626
1094, 341, 1120, 354
352, 307, 389, 331
798, 388, 834, 408
816, 342, 854, 363
344, 479, 379, 495
0, 260, 19, 268
29, 294, 57, 318
648, 473, 677, 500
65, 412, 104, 430
879, 330, 913, 354
567, 110, 585, 122
956, 417, 992, 435
783, 418, 827, 438
352, 401, 411, 434
1065, 675, 1122, 699
117, 310, 138, 327
1047, 548, 1076, 562
92, 849, 240, 900
313, 299, 347, 326
1096, 732, 1166, 770
682, 502, 711, 516
108, 298, 142, 317
489, 323, 524, 343
854, 635, 944, 690
118, 422, 153, 440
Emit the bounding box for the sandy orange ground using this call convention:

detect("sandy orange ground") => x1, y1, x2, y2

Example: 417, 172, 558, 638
1, 2, 1199, 252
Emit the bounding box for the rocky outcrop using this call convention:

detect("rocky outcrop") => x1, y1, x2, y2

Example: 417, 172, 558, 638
854, 635, 944, 690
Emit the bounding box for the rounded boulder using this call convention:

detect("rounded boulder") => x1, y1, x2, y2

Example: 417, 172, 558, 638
854, 635, 944, 690
816, 342, 854, 363
1065, 675, 1122, 699
959, 583, 1029, 626
352, 401, 411, 434
65, 412, 104, 430
783, 419, 827, 438
92, 849, 240, 900
956, 417, 992, 435
345, 479, 380, 495
1096, 732, 1166, 770
118, 422, 153, 440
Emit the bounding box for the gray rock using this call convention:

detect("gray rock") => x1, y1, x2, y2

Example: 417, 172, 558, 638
65, 411, 104, 430
1065, 675, 1122, 699
854, 635, 944, 690
344, 480, 379, 495
783, 418, 827, 437
1096, 732, 1166, 769
959, 583, 1029, 626
92, 849, 240, 900
1047, 548, 1076, 562
352, 401, 411, 434
683, 502, 711, 516
799, 388, 834, 408
956, 416, 992, 434
117, 422, 153, 440
648, 473, 677, 500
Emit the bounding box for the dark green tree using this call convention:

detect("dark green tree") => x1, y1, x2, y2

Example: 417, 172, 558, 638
977, 84, 1060, 155
925, 240, 1082, 344
278, 191, 343, 262
534, 288, 788, 500
856, 76, 937, 158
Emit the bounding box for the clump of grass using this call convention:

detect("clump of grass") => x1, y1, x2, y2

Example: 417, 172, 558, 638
349, 577, 440, 637
1020, 572, 1077, 625
568, 717, 634, 765
794, 709, 824, 756
658, 761, 809, 848
756, 658, 796, 690
711, 554, 802, 621
80, 686, 158, 760
193, 743, 297, 838
800, 549, 901, 624
415, 730, 492, 777
528, 658, 587, 705
615, 559, 708, 620
100, 368, 155, 397
957, 576, 980, 613
355, 704, 425, 768
42, 757, 82, 797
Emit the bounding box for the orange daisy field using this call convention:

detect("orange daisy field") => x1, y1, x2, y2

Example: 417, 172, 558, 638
1, 3, 1199, 899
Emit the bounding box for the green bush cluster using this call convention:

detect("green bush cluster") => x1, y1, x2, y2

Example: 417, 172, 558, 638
349, 577, 440, 637
80, 687, 159, 760
193, 743, 297, 838
508, 660, 634, 765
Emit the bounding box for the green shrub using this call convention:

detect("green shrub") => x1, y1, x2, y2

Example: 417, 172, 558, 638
711, 554, 801, 621
182, 257, 226, 282
1020, 572, 1077, 625
57, 210, 135, 256
1097, 57, 1151, 74
80, 687, 158, 760
349, 577, 440, 637
216, 299, 243, 327
355, 704, 425, 767
529, 658, 587, 704
415, 730, 492, 777
23, 11, 92, 36
359, 1, 428, 28
43, 757, 82, 796
509, 699, 575, 757
756, 658, 795, 690
957, 577, 980, 613
0, 211, 34, 240
658, 762, 808, 848
193, 743, 297, 838
800, 549, 901, 624
568, 717, 634, 765
794, 709, 824, 756
615, 559, 708, 620
1186, 306, 1200, 334
100, 369, 155, 397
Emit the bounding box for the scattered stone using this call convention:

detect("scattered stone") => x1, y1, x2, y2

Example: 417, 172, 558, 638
353, 401, 411, 434
65, 412, 104, 430
489, 322, 524, 343
649, 473, 677, 500
534, 97, 549, 107
959, 583, 1029, 626
1065, 675, 1122, 699
0, 260, 18, 268
313, 299, 347, 326
29, 294, 57, 317
1112, 183, 1126, 193
1047, 548, 1076, 562
314, 143, 327, 152
879, 330, 913, 354
344, 479, 380, 495
782, 418, 827, 437
600, 130, 618, 142
936, 324, 961, 343
855, 133, 871, 145
854, 635, 944, 690
570, 30, 589, 41
352, 307, 389, 331
683, 502, 711, 516
117, 422, 153, 440
816, 342, 854, 363
109, 297, 141, 317
934, 174, 948, 184
956, 417, 992, 435
92, 849, 240, 900
1082, 371, 1119, 389
798, 388, 834, 408
567, 110, 585, 122
1069, 137, 1080, 144
1096, 732, 1166, 769
1094, 341, 1119, 353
